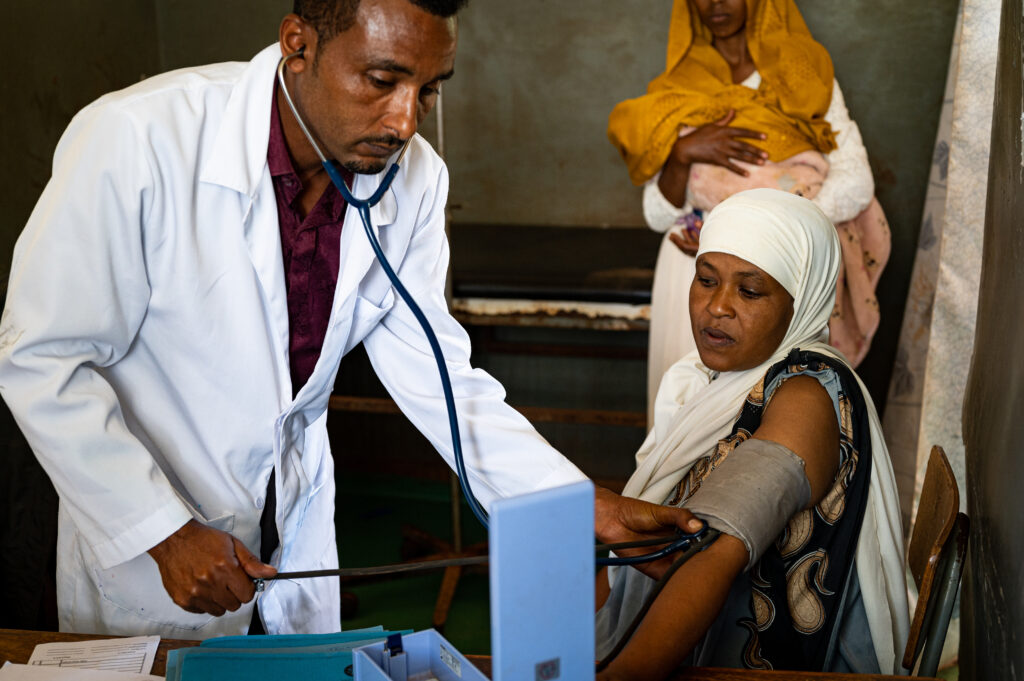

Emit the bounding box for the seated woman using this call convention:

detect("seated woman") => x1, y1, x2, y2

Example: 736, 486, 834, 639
594, 189, 908, 680
607, 0, 890, 420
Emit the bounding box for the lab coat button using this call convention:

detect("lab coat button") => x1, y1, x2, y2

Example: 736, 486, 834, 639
255, 496, 265, 509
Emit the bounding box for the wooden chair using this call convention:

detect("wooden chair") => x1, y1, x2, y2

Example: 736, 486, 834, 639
902, 445, 970, 677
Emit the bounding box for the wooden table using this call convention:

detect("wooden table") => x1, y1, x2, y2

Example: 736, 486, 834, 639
0, 629, 198, 676
0, 629, 932, 680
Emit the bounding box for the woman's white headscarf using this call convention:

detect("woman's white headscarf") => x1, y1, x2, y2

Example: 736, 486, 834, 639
622, 189, 909, 673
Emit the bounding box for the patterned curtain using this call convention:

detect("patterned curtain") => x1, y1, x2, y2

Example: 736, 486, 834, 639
881, 0, 1000, 669
881, 7, 959, 537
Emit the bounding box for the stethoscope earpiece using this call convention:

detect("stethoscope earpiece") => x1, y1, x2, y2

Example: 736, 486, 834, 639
275, 52, 410, 207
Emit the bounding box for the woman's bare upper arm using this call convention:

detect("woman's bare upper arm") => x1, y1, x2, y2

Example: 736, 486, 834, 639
752, 374, 839, 506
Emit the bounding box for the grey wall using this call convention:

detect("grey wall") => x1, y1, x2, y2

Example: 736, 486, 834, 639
154, 0, 290, 71
799, 0, 959, 401
0, 2, 288, 273
0, 0, 959, 405
0, 0, 161, 630
0, 1, 161, 277
442, 0, 959, 404
960, 0, 1024, 677
442, 1, 669, 227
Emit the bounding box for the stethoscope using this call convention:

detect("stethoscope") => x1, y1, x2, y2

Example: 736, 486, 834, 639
272, 49, 713, 568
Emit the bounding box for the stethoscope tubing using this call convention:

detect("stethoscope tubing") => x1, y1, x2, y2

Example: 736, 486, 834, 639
273, 51, 711, 567
278, 49, 487, 528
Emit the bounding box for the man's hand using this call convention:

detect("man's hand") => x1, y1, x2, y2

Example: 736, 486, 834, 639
594, 486, 704, 579
147, 519, 277, 616
670, 109, 767, 175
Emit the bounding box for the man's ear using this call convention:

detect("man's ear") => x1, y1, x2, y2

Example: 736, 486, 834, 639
279, 13, 316, 73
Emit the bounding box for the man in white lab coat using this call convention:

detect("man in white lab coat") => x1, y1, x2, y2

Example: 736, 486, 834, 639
0, 0, 699, 638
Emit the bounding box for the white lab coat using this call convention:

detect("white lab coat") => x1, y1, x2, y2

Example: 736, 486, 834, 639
0, 44, 585, 638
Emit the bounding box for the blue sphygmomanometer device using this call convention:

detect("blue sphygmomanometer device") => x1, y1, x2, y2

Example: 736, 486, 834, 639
275, 49, 709, 567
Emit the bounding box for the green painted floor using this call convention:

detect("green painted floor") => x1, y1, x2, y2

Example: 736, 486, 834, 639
335, 472, 492, 655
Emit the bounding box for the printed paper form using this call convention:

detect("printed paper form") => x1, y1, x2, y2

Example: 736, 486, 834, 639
0, 661, 160, 680
26, 637, 159, 675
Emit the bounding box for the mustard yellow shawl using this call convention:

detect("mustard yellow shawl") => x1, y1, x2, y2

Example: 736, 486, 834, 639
609, 0, 837, 185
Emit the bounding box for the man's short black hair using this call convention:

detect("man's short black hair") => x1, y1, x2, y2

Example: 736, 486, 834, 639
294, 0, 468, 49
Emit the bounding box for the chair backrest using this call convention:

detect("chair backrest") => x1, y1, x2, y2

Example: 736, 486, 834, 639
902, 445, 970, 675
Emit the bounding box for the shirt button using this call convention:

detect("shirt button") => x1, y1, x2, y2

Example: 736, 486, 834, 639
255, 496, 265, 509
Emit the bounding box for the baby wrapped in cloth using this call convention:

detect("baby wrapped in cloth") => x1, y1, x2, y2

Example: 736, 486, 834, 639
609, 0, 889, 367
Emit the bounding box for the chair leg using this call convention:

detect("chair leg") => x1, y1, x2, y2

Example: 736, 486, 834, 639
917, 514, 969, 677
432, 565, 463, 632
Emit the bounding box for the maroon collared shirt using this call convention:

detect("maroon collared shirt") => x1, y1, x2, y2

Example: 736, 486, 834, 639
268, 89, 352, 395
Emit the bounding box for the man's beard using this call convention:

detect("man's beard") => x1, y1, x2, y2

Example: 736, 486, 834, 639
342, 158, 390, 175
340, 135, 406, 175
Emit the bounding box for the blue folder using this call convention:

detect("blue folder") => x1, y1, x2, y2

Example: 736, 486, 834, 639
168, 628, 411, 681
199, 627, 389, 649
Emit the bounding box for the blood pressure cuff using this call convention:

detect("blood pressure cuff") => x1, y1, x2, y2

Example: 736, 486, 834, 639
684, 438, 811, 569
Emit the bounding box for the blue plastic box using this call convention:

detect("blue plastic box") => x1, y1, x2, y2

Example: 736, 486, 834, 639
352, 629, 487, 681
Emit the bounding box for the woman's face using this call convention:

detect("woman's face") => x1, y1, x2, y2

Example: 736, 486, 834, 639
692, 0, 747, 40
689, 251, 794, 372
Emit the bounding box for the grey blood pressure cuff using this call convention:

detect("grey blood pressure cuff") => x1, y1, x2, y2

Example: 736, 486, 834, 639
684, 438, 811, 569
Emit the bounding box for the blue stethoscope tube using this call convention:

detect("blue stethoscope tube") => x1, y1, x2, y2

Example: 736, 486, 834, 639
276, 51, 706, 566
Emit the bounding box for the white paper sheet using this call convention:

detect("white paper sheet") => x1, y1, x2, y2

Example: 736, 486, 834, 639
24, 636, 160, 675
0, 661, 160, 681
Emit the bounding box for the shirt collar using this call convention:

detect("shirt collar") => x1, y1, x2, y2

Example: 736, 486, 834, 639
268, 83, 350, 222
268, 82, 297, 180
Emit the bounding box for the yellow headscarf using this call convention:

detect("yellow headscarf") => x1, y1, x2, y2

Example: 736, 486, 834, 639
608, 0, 837, 185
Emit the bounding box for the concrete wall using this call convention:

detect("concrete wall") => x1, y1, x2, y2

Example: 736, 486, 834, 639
0, 0, 161, 629
0, 2, 959, 406
0, 2, 289, 278
154, 1, 290, 71
960, 0, 1024, 677
0, 1, 161, 278
441, 0, 960, 404
0, 0, 963, 443
442, 1, 669, 227
799, 0, 959, 401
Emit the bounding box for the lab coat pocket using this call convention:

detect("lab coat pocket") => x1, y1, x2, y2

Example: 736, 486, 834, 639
94, 510, 236, 632
346, 290, 395, 346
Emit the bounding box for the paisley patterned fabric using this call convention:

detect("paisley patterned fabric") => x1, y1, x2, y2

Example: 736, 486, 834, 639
610, 189, 907, 672
673, 348, 872, 670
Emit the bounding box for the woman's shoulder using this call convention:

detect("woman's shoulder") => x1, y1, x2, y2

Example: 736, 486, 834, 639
763, 350, 854, 412
758, 371, 837, 446
765, 372, 832, 410
759, 351, 860, 445
755, 352, 847, 504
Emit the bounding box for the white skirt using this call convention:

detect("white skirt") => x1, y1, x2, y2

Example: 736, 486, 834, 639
647, 229, 697, 426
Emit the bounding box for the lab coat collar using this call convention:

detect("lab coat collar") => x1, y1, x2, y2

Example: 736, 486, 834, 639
198, 41, 402, 234
199, 44, 280, 197
196, 42, 400, 409
333, 167, 400, 313
349, 168, 399, 228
